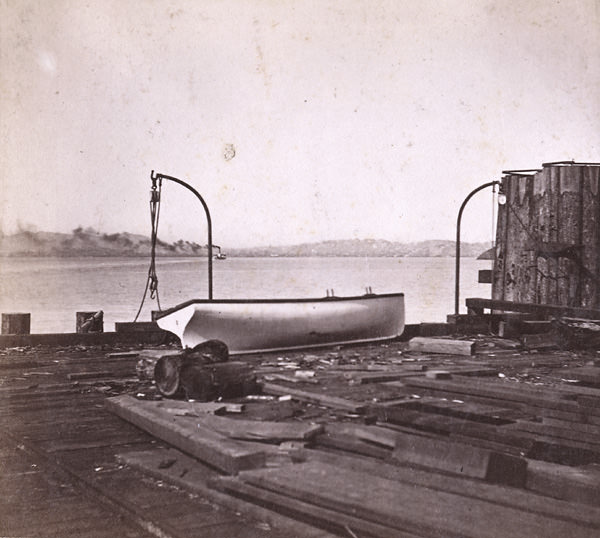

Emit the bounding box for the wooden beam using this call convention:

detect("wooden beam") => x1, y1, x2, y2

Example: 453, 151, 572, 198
195, 415, 323, 442
466, 298, 600, 320
260, 382, 367, 413
237, 461, 596, 538
407, 337, 475, 356
393, 432, 528, 487
105, 395, 265, 475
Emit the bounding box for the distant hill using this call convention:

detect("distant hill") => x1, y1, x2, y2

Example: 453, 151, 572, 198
0, 229, 490, 258
228, 239, 490, 258
0, 228, 207, 257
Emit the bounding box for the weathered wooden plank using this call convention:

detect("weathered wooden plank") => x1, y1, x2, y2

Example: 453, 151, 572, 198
296, 448, 600, 528
543, 417, 600, 436
260, 382, 366, 413
238, 461, 598, 538
117, 448, 336, 538
105, 395, 265, 475
322, 422, 398, 449
392, 431, 527, 486
465, 298, 600, 320
560, 367, 600, 385
407, 337, 475, 356
527, 459, 600, 506
403, 377, 600, 416
195, 415, 323, 443
314, 431, 391, 459
391, 398, 518, 425
505, 419, 600, 447
214, 476, 409, 538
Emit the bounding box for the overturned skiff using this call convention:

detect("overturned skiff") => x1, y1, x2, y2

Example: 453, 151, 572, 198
156, 292, 405, 354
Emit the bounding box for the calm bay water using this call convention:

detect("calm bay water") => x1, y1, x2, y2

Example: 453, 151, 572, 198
0, 256, 492, 333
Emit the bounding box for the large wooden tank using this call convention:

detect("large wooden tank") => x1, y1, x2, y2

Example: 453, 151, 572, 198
492, 162, 600, 309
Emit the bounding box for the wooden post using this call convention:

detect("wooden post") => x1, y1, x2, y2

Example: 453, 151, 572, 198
1, 313, 31, 335
492, 163, 600, 312
76, 311, 104, 333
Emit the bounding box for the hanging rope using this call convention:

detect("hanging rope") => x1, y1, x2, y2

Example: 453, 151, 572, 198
491, 183, 497, 248
133, 178, 162, 322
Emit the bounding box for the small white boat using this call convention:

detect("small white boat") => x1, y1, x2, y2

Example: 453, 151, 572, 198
156, 292, 405, 354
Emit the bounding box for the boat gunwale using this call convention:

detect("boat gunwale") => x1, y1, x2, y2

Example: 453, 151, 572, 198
155, 292, 405, 319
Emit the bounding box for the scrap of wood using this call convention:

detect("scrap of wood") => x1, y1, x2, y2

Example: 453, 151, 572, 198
407, 337, 475, 356
195, 414, 323, 442
260, 382, 367, 413
105, 395, 265, 475
392, 432, 528, 487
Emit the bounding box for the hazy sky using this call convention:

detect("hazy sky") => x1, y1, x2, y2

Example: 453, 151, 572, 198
1, 0, 598, 247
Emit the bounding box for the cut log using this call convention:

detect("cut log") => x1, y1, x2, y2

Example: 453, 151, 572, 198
407, 337, 475, 356
178, 361, 257, 401
153, 341, 256, 400
154, 354, 184, 397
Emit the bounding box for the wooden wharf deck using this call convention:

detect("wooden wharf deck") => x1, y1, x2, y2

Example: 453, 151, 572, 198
1, 338, 600, 537
0, 346, 295, 538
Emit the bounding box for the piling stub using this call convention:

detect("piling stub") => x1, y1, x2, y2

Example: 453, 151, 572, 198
76, 311, 104, 333
1, 313, 31, 335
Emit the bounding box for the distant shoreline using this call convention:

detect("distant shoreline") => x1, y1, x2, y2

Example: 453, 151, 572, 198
0, 229, 491, 258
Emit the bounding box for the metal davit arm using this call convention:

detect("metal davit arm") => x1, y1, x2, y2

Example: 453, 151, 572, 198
454, 180, 499, 316
151, 170, 213, 300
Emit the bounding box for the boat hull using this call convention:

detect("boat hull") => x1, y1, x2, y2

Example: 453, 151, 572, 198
156, 293, 405, 354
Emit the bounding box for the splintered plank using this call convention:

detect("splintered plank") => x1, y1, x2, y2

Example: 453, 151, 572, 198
392, 432, 528, 487
105, 395, 265, 475
260, 382, 366, 413
236, 462, 597, 538
195, 415, 323, 442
